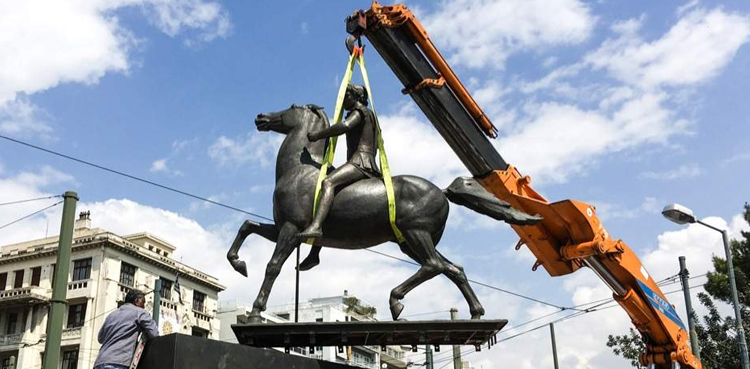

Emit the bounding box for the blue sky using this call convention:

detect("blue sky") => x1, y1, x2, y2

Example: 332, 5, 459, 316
1, 0, 749, 367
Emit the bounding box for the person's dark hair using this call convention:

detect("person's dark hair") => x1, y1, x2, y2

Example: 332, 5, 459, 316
125, 289, 145, 304
346, 84, 368, 106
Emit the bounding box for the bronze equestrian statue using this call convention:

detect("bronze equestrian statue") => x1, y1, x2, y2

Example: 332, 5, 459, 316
226, 99, 541, 322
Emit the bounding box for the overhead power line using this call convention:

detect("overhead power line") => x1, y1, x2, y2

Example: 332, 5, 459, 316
0, 134, 273, 222
0, 195, 61, 207
2, 134, 708, 320
0, 201, 63, 231
2, 135, 573, 313
363, 248, 578, 311
432, 283, 709, 368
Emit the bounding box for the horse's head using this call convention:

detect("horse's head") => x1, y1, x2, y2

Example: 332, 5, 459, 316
255, 104, 328, 135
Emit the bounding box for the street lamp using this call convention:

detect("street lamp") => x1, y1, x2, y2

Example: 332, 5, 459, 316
662, 203, 749, 369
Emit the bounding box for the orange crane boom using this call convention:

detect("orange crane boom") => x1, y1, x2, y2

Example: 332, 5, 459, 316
346, 3, 702, 368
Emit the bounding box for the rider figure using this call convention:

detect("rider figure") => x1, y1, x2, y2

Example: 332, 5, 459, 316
298, 84, 381, 245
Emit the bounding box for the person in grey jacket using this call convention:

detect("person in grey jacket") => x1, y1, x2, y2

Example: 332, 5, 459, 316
94, 289, 159, 369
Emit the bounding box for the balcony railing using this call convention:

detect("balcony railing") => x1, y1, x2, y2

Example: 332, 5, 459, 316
62, 327, 82, 339
0, 287, 49, 307
67, 279, 92, 299
0, 333, 22, 346
68, 280, 88, 291
160, 300, 177, 311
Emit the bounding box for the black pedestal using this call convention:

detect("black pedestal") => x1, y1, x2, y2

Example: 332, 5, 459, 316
137, 334, 358, 369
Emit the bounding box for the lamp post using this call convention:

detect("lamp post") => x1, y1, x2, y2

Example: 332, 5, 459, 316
662, 203, 749, 369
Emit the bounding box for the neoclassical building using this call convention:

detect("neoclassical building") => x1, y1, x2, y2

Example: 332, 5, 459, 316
0, 212, 225, 369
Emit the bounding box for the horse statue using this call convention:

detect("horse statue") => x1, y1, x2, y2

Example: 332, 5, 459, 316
226, 103, 541, 322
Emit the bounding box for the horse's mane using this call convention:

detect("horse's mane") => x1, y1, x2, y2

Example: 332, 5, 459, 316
305, 104, 329, 126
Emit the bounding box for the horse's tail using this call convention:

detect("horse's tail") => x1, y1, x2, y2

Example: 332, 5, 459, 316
443, 177, 542, 226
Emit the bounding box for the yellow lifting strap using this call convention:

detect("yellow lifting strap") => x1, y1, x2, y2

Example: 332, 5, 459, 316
308, 52, 406, 245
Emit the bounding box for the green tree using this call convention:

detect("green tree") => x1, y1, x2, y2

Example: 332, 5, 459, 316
608, 203, 750, 369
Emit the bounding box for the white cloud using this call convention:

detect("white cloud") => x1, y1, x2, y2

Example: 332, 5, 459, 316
639, 163, 702, 180
208, 134, 283, 168
423, 0, 596, 69
0, 0, 231, 138
149, 158, 183, 176
0, 97, 54, 140
376, 107, 469, 187
495, 92, 687, 184
150, 159, 169, 173
586, 8, 750, 89
481, 6, 750, 184
143, 0, 232, 44
722, 152, 750, 166
593, 196, 661, 221
171, 138, 198, 154
0, 167, 74, 246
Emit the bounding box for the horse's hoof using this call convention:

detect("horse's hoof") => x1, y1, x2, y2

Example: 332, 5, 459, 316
470, 314, 483, 320
247, 313, 262, 324
231, 260, 248, 277
297, 256, 320, 271
390, 299, 404, 321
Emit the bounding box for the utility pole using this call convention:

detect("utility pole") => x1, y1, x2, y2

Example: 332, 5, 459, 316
425, 344, 434, 369
549, 323, 559, 369
450, 308, 461, 369
295, 246, 300, 322
678, 256, 700, 361
153, 279, 162, 326
42, 191, 78, 369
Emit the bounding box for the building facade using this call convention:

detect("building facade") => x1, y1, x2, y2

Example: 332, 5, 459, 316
0, 212, 225, 369
218, 292, 408, 369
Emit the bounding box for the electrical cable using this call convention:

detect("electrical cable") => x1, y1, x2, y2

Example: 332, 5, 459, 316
430, 283, 709, 366
0, 134, 273, 222
0, 200, 62, 231
363, 248, 578, 311
1, 134, 718, 345
0, 195, 61, 207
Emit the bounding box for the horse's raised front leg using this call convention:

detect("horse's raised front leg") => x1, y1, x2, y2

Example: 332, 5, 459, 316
389, 230, 446, 320
227, 220, 279, 277
248, 222, 300, 322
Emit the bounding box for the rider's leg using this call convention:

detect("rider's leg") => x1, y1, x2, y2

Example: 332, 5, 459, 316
298, 163, 367, 238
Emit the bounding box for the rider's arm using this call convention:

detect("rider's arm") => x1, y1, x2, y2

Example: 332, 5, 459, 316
309, 110, 362, 141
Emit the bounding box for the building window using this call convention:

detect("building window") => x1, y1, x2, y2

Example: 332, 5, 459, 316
192, 291, 206, 312
6, 313, 17, 334
12, 270, 23, 289
67, 303, 87, 328
0, 273, 6, 291
31, 267, 41, 287
61, 348, 79, 369
160, 278, 173, 300
72, 258, 92, 281
119, 263, 136, 287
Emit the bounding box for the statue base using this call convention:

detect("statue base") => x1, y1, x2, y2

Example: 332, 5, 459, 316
137, 333, 357, 369
233, 319, 507, 351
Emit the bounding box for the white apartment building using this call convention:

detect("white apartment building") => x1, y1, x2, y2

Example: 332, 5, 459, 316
0, 212, 225, 369
218, 292, 408, 369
